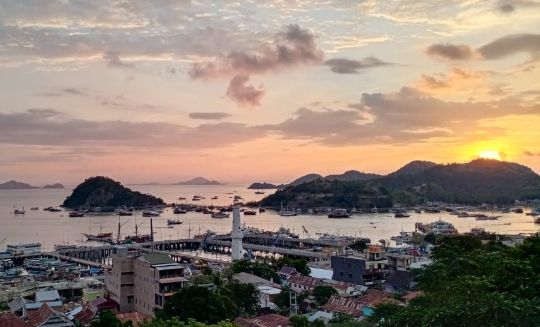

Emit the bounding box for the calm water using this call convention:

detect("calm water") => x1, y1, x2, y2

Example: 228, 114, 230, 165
1, 185, 538, 251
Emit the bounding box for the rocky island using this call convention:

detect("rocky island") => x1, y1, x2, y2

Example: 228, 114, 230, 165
62, 176, 165, 208
43, 183, 64, 189
0, 180, 37, 189
247, 182, 282, 189
174, 177, 223, 185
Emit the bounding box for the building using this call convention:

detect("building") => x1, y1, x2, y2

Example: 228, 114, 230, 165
287, 274, 322, 293
331, 245, 388, 285
27, 303, 74, 327
105, 247, 187, 317
0, 312, 27, 327
235, 314, 290, 327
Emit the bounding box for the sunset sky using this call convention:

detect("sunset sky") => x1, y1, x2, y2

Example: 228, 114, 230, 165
1, 0, 540, 185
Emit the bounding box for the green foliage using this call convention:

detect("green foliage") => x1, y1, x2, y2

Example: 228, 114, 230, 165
230, 259, 279, 281
225, 282, 260, 316
63, 176, 165, 208
161, 286, 236, 324
374, 235, 540, 327
140, 318, 234, 327
348, 239, 368, 252
273, 257, 311, 275
312, 285, 338, 306
90, 310, 133, 327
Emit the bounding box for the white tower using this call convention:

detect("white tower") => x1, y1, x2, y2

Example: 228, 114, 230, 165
231, 201, 243, 260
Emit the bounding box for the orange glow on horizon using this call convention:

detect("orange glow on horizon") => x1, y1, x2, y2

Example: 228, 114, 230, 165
478, 150, 502, 160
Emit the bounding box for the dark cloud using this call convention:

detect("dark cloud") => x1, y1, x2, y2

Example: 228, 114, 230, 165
324, 57, 391, 74
478, 34, 540, 59
103, 51, 133, 68
0, 109, 264, 148
523, 150, 540, 156
189, 24, 324, 79
498, 3, 515, 12
226, 75, 265, 107
496, 0, 540, 13
426, 43, 475, 60
189, 112, 231, 120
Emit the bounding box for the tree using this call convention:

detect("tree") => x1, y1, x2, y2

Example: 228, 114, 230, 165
224, 282, 260, 316
140, 318, 234, 327
230, 260, 279, 281
162, 286, 236, 324
312, 285, 338, 306
348, 239, 368, 252
90, 310, 132, 327
273, 257, 311, 276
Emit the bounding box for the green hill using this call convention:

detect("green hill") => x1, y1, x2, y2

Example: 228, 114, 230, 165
62, 176, 165, 208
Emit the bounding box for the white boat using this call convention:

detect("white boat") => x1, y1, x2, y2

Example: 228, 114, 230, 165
279, 202, 296, 216
7, 243, 41, 255
211, 212, 229, 219
142, 210, 160, 217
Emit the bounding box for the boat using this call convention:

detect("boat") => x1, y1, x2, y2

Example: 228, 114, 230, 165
328, 208, 350, 218
13, 208, 25, 215
244, 210, 257, 215
414, 208, 421, 214
117, 210, 133, 216
211, 212, 230, 219
192, 196, 201, 201
255, 190, 265, 194
30, 207, 39, 211
211, 196, 218, 200
512, 207, 524, 214
173, 207, 187, 214
69, 211, 85, 217
415, 220, 457, 235
475, 215, 500, 221
167, 219, 183, 225
526, 208, 540, 216
535, 217, 540, 224
259, 207, 266, 213
394, 212, 410, 218
82, 232, 113, 243
424, 208, 441, 213
178, 197, 187, 200
279, 202, 297, 216
470, 227, 485, 235
6, 243, 41, 255
54, 244, 78, 251
44, 207, 62, 212
142, 210, 160, 217
124, 234, 153, 243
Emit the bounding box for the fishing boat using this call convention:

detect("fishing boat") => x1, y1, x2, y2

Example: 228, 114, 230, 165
244, 210, 257, 215
142, 210, 160, 217
173, 207, 187, 214
279, 202, 296, 216
475, 215, 500, 220
255, 190, 265, 194
82, 232, 113, 243
44, 207, 62, 212
167, 219, 183, 225
415, 220, 457, 235
13, 208, 25, 215
69, 211, 85, 217
178, 197, 187, 200
535, 216, 540, 224
30, 207, 39, 211
259, 207, 266, 213
211, 212, 230, 219
117, 210, 133, 216
124, 234, 153, 243
211, 196, 218, 200
328, 208, 350, 218
512, 207, 524, 214
394, 212, 410, 218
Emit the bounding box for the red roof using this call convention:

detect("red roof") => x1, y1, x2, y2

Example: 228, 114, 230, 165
288, 274, 322, 289
92, 297, 118, 311
357, 289, 391, 307
115, 312, 149, 326
73, 304, 97, 325
321, 296, 363, 317
27, 303, 54, 327
235, 314, 290, 327
0, 312, 28, 327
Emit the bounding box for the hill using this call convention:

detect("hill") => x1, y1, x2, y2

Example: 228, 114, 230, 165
43, 183, 64, 189
324, 170, 381, 181
175, 177, 223, 185
261, 159, 540, 207
0, 180, 37, 189
288, 173, 323, 186
389, 160, 437, 176
62, 176, 165, 208
247, 182, 281, 189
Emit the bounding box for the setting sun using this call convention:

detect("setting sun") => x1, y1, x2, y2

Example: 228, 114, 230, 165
479, 150, 502, 160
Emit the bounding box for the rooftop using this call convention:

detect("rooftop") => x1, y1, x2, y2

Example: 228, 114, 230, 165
35, 290, 61, 303
138, 253, 174, 265
235, 314, 290, 327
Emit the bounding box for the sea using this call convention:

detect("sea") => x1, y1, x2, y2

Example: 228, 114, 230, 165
1, 185, 538, 251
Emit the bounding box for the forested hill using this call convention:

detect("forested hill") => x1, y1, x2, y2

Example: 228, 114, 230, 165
261, 159, 540, 207
62, 176, 165, 208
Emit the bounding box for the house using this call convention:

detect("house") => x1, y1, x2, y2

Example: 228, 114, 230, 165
91, 296, 118, 312
331, 245, 388, 286
23, 290, 63, 320
386, 253, 415, 271
235, 314, 291, 327
71, 304, 97, 326
7, 296, 28, 317
26, 303, 73, 327
320, 296, 363, 317
115, 312, 149, 326
277, 266, 297, 280
0, 312, 27, 327
232, 272, 281, 288
287, 274, 322, 293
307, 311, 334, 324
384, 270, 413, 293
232, 273, 281, 310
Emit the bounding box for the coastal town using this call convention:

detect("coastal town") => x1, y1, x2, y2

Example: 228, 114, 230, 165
1, 193, 539, 326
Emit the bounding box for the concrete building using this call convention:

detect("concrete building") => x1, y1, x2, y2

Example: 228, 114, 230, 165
105, 247, 187, 317
331, 245, 388, 285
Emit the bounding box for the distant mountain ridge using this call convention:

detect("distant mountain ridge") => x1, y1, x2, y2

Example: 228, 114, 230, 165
0, 180, 37, 189
175, 177, 223, 185
43, 183, 64, 189
261, 159, 540, 207
248, 182, 283, 189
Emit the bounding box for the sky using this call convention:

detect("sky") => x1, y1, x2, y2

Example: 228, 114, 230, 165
1, 0, 540, 185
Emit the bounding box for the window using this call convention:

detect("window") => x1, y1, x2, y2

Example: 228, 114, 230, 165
128, 296, 133, 304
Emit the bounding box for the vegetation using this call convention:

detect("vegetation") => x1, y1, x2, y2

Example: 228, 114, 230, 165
140, 318, 234, 327
348, 239, 368, 252
230, 259, 279, 281
371, 235, 540, 327
261, 159, 540, 207
273, 257, 311, 276
312, 285, 338, 306
62, 176, 165, 208
90, 310, 133, 327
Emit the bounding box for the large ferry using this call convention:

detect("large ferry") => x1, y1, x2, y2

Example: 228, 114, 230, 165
6, 243, 42, 255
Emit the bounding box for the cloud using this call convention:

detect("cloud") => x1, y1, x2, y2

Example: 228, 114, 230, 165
189, 24, 324, 79
103, 51, 133, 68
478, 34, 540, 59
0, 109, 265, 148
496, 0, 540, 13
188, 24, 323, 106
189, 112, 231, 120
426, 43, 475, 60
324, 57, 391, 74
523, 150, 540, 156
35, 88, 86, 97
226, 75, 265, 107
417, 68, 487, 91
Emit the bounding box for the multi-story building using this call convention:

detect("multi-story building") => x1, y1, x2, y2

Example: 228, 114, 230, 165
331, 245, 388, 285
105, 247, 187, 317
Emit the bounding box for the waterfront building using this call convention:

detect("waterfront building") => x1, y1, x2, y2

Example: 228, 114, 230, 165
105, 247, 187, 317
331, 245, 388, 285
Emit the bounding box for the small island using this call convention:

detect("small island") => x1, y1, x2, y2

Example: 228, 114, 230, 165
0, 180, 37, 189
62, 176, 165, 208
43, 183, 65, 189
174, 177, 223, 185
247, 182, 281, 189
